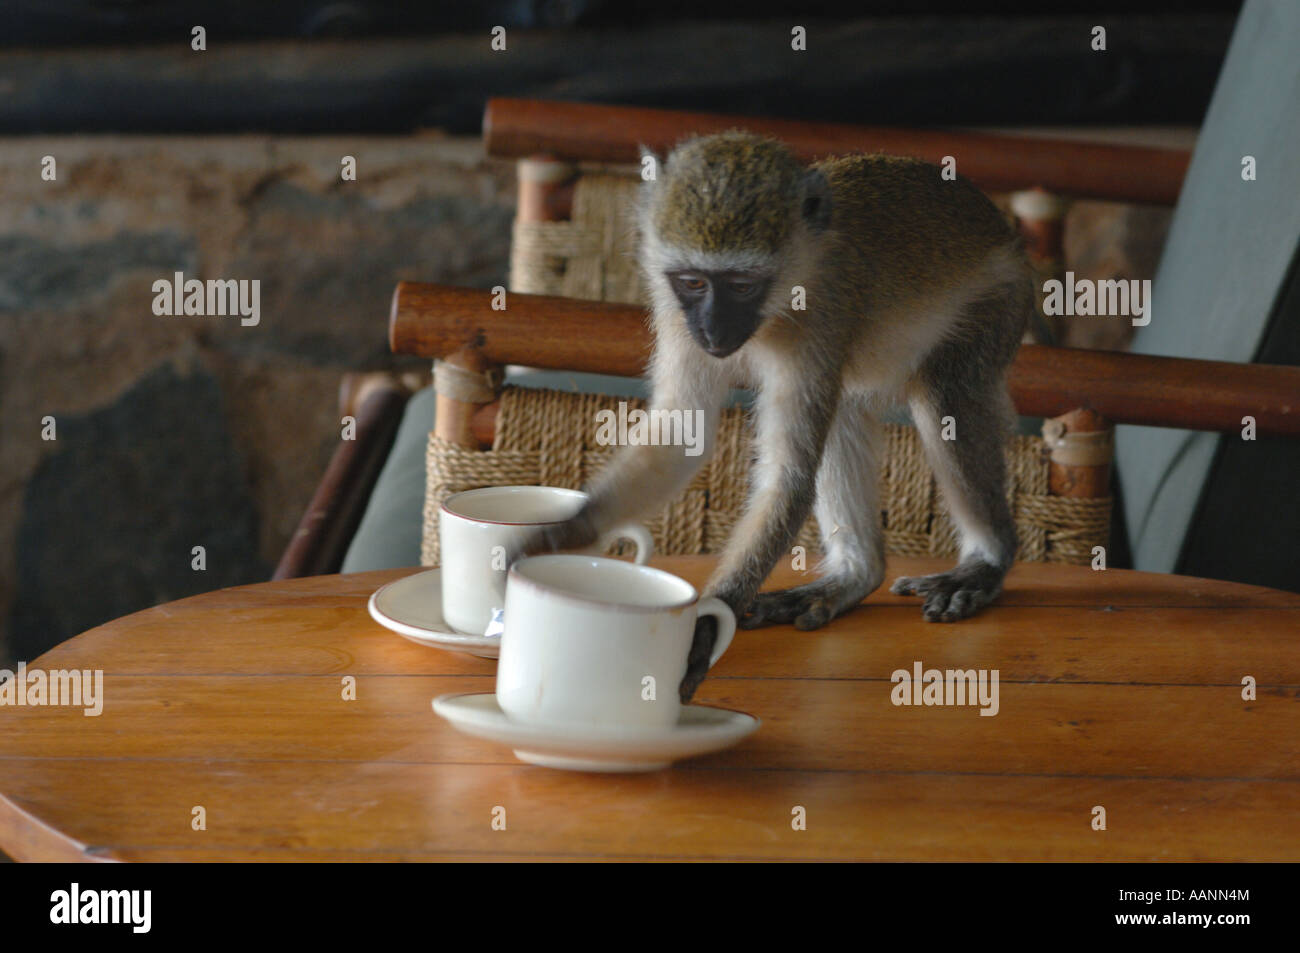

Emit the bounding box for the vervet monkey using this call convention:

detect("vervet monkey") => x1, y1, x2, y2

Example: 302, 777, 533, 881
519, 132, 1031, 701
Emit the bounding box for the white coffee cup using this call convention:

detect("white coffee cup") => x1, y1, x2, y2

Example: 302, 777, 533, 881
439, 486, 653, 636
497, 554, 737, 729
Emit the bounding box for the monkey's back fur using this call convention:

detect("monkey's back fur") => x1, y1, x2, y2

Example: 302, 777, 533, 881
815, 153, 1019, 301
729, 150, 1032, 404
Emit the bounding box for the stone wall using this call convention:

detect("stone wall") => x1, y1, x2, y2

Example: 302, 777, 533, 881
0, 134, 515, 665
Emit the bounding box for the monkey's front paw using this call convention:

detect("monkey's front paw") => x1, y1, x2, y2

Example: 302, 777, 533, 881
889, 563, 1005, 622
739, 578, 874, 631
510, 508, 601, 564
678, 614, 718, 703
739, 587, 836, 631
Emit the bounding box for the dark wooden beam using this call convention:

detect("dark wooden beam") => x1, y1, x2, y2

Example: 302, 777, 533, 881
0, 17, 1232, 134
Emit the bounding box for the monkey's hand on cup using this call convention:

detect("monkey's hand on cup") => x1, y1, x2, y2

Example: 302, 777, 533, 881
679, 614, 718, 704
508, 505, 602, 567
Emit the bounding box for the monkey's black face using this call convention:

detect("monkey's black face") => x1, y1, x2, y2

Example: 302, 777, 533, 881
667, 270, 772, 359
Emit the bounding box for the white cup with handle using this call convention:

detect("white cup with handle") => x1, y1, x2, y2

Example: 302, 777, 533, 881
496, 553, 737, 729
439, 486, 653, 636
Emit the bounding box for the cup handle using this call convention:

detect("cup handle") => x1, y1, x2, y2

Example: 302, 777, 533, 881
599, 523, 654, 565
695, 597, 736, 669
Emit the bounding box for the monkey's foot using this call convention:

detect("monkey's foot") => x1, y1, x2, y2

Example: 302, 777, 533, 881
889, 563, 1005, 622
738, 578, 872, 631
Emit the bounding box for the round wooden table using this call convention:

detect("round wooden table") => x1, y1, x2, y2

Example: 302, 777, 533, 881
2, 556, 1297, 861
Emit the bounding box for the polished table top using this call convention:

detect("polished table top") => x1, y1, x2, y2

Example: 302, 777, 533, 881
2, 556, 1297, 861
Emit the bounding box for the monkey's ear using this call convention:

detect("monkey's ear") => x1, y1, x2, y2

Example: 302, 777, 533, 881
799, 168, 832, 232
639, 145, 665, 182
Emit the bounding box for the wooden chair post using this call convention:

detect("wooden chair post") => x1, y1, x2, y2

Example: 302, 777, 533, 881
1041, 408, 1114, 564
517, 155, 576, 224
434, 350, 501, 450
1043, 407, 1113, 495
510, 155, 579, 300
1011, 187, 1070, 345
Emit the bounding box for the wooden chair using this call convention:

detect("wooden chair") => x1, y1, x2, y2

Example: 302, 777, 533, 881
280, 98, 1300, 577
272, 371, 424, 579
400, 99, 1298, 572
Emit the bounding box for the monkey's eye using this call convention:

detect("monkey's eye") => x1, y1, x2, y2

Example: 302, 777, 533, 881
727, 279, 759, 298
672, 275, 708, 295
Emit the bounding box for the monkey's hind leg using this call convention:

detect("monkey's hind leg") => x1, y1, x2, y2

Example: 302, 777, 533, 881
891, 319, 1020, 621
739, 400, 885, 631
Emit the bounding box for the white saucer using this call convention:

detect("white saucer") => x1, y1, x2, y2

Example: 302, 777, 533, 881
368, 569, 499, 658
432, 692, 761, 772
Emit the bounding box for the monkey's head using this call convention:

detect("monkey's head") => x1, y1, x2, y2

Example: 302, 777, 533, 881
640, 132, 833, 359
